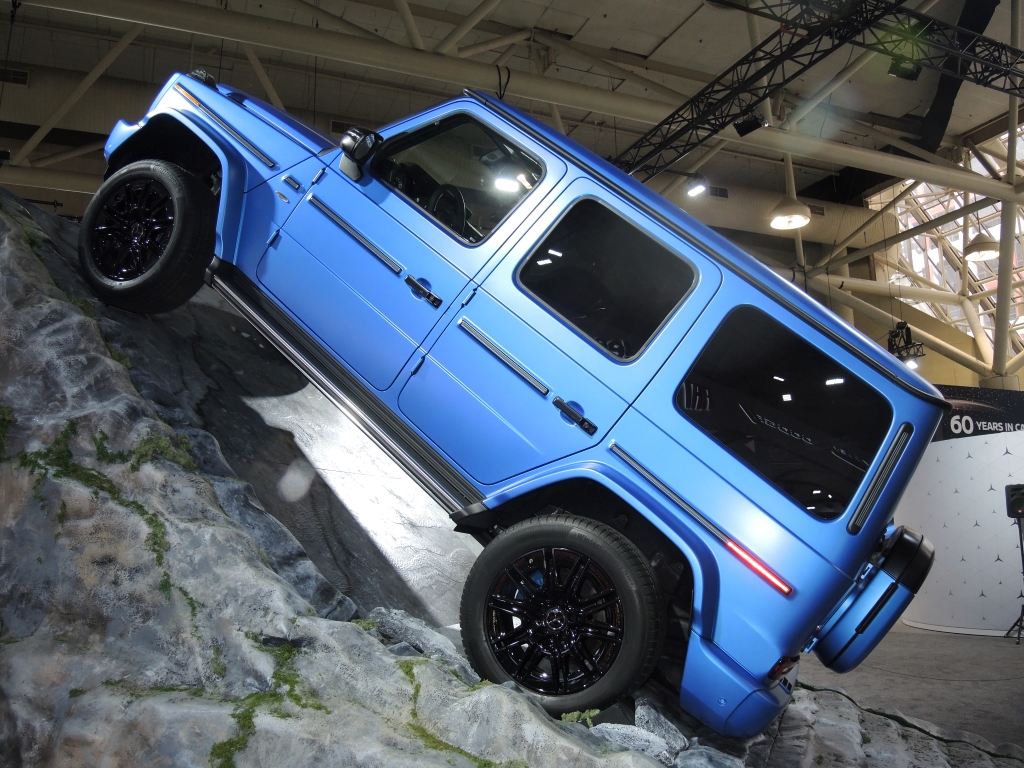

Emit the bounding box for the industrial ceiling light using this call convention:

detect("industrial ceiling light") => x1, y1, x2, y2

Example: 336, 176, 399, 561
964, 232, 1000, 261
684, 173, 708, 197
887, 321, 925, 369
769, 197, 811, 230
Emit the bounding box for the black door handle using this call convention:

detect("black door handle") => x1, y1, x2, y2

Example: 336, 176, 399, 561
405, 276, 443, 308
553, 397, 598, 436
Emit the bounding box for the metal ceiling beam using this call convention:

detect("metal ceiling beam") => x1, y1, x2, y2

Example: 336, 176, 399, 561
22, 0, 1024, 209
242, 42, 285, 110
614, 0, 912, 180
0, 164, 103, 193
12, 22, 142, 166
21, 0, 672, 123
722, 0, 1024, 100
730, 127, 1024, 204
434, 0, 502, 55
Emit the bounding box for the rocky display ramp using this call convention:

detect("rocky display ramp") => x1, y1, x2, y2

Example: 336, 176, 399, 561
1, 191, 1020, 768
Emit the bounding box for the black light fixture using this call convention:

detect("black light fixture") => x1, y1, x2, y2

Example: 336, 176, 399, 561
888, 57, 922, 81
733, 112, 769, 137
887, 321, 925, 369
683, 172, 708, 197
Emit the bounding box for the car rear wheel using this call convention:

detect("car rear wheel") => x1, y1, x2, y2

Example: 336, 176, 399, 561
460, 514, 664, 714
79, 160, 216, 314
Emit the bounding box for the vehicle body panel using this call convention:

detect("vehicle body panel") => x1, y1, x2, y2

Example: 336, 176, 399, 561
101, 72, 947, 739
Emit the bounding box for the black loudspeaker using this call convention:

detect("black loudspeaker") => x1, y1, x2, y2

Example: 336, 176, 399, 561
1006, 485, 1024, 519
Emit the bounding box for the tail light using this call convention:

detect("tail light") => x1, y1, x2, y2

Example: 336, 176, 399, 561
725, 540, 793, 595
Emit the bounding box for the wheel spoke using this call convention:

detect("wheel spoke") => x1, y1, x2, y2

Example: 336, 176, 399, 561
504, 564, 537, 599
564, 554, 591, 600
580, 589, 620, 615
568, 636, 598, 675
549, 648, 567, 694
578, 621, 623, 643
513, 643, 545, 681
543, 547, 559, 596
487, 594, 531, 619
491, 624, 531, 655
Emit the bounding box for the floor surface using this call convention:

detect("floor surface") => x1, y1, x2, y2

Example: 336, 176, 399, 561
799, 620, 1024, 749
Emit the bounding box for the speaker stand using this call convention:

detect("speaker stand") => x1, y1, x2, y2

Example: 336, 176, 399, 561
1005, 519, 1024, 645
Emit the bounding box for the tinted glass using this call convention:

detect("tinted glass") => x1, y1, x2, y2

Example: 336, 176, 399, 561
518, 199, 695, 360
374, 114, 543, 244
676, 306, 893, 519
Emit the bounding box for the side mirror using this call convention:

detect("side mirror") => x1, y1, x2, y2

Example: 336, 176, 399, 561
338, 126, 381, 181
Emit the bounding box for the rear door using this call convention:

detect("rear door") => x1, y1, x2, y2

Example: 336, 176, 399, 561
259, 108, 560, 390
399, 180, 722, 484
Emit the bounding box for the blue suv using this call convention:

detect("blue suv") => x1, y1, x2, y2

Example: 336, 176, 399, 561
78, 70, 944, 738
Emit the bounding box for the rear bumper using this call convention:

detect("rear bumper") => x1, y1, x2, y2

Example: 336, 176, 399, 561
678, 634, 794, 738
813, 526, 934, 673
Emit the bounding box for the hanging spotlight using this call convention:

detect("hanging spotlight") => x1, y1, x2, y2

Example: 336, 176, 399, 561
769, 197, 811, 230
888, 57, 923, 81
684, 173, 708, 197
963, 232, 1000, 262
733, 112, 769, 137
887, 321, 925, 368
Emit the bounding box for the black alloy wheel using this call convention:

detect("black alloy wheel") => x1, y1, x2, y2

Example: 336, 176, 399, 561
90, 177, 175, 281
79, 160, 216, 315
486, 545, 624, 695
461, 515, 664, 714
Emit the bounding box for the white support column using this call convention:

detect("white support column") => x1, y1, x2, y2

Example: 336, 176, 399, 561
993, 0, 1021, 376
242, 43, 285, 111
435, 0, 503, 55
392, 0, 425, 50
784, 152, 805, 269
11, 23, 143, 166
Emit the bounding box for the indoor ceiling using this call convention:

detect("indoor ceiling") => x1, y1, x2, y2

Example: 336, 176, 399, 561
3, 0, 1016, 199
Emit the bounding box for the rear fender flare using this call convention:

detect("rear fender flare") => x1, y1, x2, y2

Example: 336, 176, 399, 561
474, 464, 720, 637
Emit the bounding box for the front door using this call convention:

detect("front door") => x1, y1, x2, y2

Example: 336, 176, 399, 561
258, 111, 552, 390
400, 182, 721, 484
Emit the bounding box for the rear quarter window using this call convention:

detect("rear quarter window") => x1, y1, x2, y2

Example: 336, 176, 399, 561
676, 305, 893, 519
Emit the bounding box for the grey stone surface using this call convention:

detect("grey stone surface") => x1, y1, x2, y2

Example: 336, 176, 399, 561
590, 723, 674, 765
13, 186, 480, 630
368, 606, 480, 684
0, 194, 660, 767
635, 696, 689, 754
3, 190, 1021, 768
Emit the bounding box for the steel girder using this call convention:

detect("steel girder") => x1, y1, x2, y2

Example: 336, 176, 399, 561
615, 0, 911, 180
722, 0, 1024, 97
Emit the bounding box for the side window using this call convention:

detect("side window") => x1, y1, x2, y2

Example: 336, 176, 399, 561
676, 306, 893, 519
374, 114, 544, 244
518, 199, 696, 360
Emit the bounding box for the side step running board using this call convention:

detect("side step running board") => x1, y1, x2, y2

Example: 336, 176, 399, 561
211, 274, 477, 515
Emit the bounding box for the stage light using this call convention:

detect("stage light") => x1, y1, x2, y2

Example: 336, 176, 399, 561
769, 197, 811, 230
887, 321, 925, 369
734, 112, 769, 137
888, 57, 922, 81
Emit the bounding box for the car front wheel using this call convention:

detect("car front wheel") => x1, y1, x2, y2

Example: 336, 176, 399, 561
78, 160, 216, 314
460, 514, 664, 714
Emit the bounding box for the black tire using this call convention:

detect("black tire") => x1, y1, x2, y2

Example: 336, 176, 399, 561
461, 515, 664, 714
79, 160, 216, 314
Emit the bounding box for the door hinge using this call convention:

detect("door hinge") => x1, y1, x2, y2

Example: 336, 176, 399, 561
410, 355, 426, 375
461, 289, 477, 307
267, 228, 281, 245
